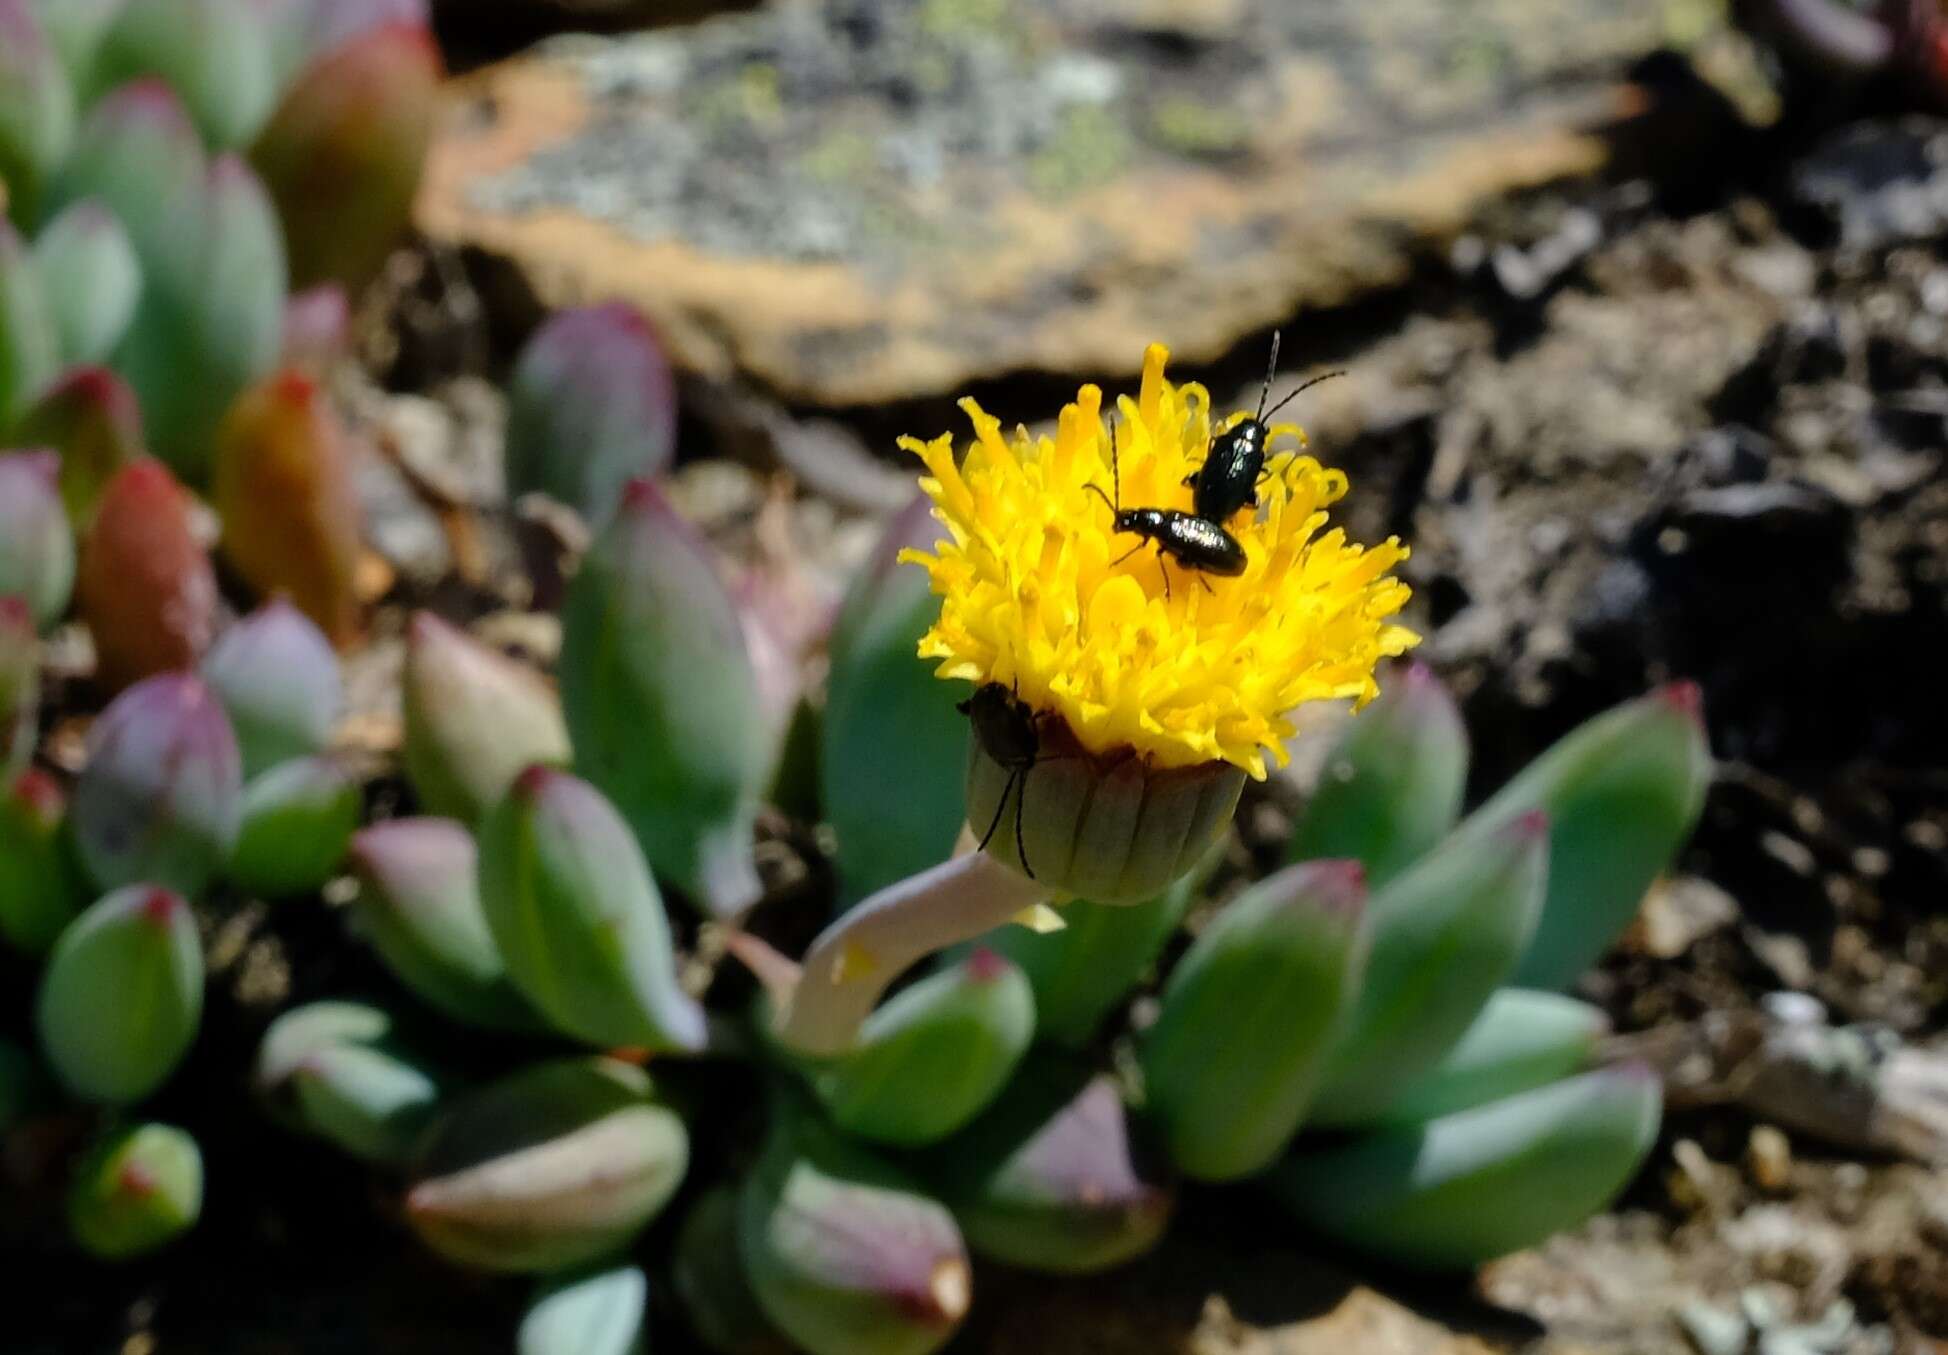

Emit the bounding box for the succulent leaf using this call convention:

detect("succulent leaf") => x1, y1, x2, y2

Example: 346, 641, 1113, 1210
1267, 1064, 1662, 1269
0, 449, 71, 630
0, 769, 85, 953
0, 220, 59, 430
74, 458, 219, 692
27, 0, 126, 86
255, 1000, 443, 1166
401, 612, 570, 823
477, 768, 707, 1053
36, 883, 203, 1103
1139, 860, 1370, 1181
71, 671, 241, 895
200, 599, 342, 779
504, 304, 678, 525
1308, 812, 1549, 1128
673, 1186, 792, 1355
90, 0, 278, 148
66, 1121, 202, 1258
406, 1057, 689, 1273
1372, 988, 1609, 1128
518, 1263, 651, 1355
229, 754, 359, 898
0, 598, 35, 778
347, 817, 538, 1030
11, 366, 145, 527
560, 479, 768, 917
1287, 661, 1468, 883
30, 200, 141, 366
0, 0, 76, 223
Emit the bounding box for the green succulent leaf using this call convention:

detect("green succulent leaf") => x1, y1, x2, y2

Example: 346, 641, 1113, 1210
31, 199, 141, 366
255, 1000, 444, 1166
201, 599, 342, 780
0, 219, 59, 429
0, 769, 85, 953
229, 754, 359, 898
0, 0, 76, 224
90, 0, 278, 149
673, 1186, 792, 1355
67, 1120, 202, 1259
1372, 988, 1609, 1128
519, 1263, 651, 1355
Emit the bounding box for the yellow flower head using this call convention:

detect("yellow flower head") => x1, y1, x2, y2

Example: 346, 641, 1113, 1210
898, 343, 1419, 780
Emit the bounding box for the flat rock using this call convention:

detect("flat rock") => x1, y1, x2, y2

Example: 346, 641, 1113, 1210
419, 0, 1698, 405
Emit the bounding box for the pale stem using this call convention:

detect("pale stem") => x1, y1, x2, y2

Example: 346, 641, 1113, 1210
774, 851, 1047, 1056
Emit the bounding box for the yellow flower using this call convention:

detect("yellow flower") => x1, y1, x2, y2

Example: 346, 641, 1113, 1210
899, 342, 1418, 780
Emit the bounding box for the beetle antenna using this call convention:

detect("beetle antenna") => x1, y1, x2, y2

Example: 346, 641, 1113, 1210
1260, 369, 1346, 424
1083, 482, 1116, 517
1256, 331, 1281, 421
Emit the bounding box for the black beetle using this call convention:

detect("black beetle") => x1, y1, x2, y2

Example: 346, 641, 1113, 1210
1183, 333, 1344, 524
1084, 419, 1246, 600
959, 679, 1062, 878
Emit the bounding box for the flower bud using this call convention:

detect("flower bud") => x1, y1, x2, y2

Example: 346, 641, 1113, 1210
800, 948, 1033, 1148
966, 709, 1245, 906
739, 1112, 971, 1355
0, 0, 75, 223
1267, 1064, 1662, 1269
0, 598, 36, 777
673, 1186, 791, 1355
66, 1121, 202, 1259
822, 495, 964, 905
255, 1000, 443, 1166
1480, 684, 1713, 990
1308, 812, 1549, 1128
75, 459, 219, 693
966, 849, 1209, 1049
504, 304, 677, 524
561, 479, 767, 917
347, 817, 538, 1031
0, 450, 77, 629
478, 768, 706, 1053
251, 20, 439, 291
91, 0, 277, 149
71, 672, 241, 895
401, 612, 570, 823
0, 219, 58, 430
1139, 860, 1370, 1181
36, 884, 203, 1103
0, 769, 85, 953
212, 369, 364, 645
1287, 661, 1468, 884
11, 366, 145, 528
31, 200, 141, 367
519, 1263, 650, 1355
925, 1059, 1172, 1275
229, 755, 359, 898
1374, 988, 1608, 1128
201, 600, 341, 780
406, 1057, 689, 1273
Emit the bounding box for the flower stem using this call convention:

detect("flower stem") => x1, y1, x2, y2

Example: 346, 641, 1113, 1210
774, 852, 1046, 1056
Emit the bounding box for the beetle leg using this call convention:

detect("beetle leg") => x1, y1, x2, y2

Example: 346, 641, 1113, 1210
976, 769, 1020, 854
1014, 769, 1034, 879
1111, 540, 1147, 568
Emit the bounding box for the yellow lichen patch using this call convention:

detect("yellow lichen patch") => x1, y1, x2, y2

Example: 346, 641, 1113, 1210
899, 342, 1418, 779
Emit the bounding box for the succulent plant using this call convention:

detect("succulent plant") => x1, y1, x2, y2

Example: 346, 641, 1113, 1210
0, 769, 85, 953
673, 1186, 792, 1355
503, 304, 678, 525
519, 1263, 652, 1355
211, 368, 364, 645
560, 479, 769, 918
0, 449, 73, 630
0, 219, 58, 429
255, 1000, 444, 1166
66, 1120, 203, 1258
88, 0, 280, 149
0, 0, 76, 226
401, 611, 571, 824
10, 365, 145, 526
199, 598, 341, 780
70, 671, 240, 895
30, 199, 141, 367
229, 753, 359, 898
406, 1057, 689, 1273
74, 458, 219, 692
36, 883, 203, 1103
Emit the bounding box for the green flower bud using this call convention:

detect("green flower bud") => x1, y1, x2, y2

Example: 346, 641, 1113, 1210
31, 200, 141, 367
965, 706, 1245, 906
67, 1121, 202, 1259
348, 817, 537, 1030
201, 599, 342, 780
504, 304, 677, 524
673, 1186, 791, 1355
1267, 1063, 1662, 1269
255, 1000, 444, 1166
251, 19, 439, 292
739, 1112, 971, 1355
37, 884, 202, 1103
0, 0, 75, 224
1308, 812, 1549, 1128
1139, 860, 1369, 1181
407, 1057, 689, 1273
562, 479, 769, 917
11, 366, 144, 528
1479, 685, 1713, 990
0, 769, 85, 953
821, 495, 965, 906
925, 1058, 1172, 1274
519, 1263, 650, 1355
401, 611, 570, 823
800, 947, 1034, 1148
1372, 988, 1608, 1128
0, 219, 58, 430
478, 768, 706, 1053
74, 459, 219, 692
229, 755, 359, 898
0, 597, 38, 778
71, 672, 241, 896
90, 0, 277, 149
1287, 661, 1467, 883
